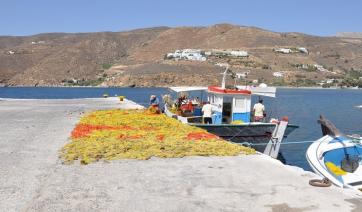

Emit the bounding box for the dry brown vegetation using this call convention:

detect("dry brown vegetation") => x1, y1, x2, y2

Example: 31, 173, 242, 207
0, 24, 361, 87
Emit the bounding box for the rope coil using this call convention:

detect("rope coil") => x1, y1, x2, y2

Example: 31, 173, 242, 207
309, 178, 332, 187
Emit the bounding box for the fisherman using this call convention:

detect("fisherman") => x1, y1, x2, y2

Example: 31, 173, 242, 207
253, 99, 265, 122
149, 95, 161, 114
202, 101, 214, 124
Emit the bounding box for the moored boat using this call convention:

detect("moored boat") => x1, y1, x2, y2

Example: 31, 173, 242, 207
306, 115, 362, 191
163, 68, 299, 157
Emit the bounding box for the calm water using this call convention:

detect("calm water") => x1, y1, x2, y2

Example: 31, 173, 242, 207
1, 87, 362, 172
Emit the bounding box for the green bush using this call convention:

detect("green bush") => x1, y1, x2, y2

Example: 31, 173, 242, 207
102, 63, 112, 69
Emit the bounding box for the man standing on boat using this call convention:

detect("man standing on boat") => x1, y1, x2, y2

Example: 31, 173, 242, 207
253, 99, 265, 122
149, 95, 161, 114
202, 101, 214, 124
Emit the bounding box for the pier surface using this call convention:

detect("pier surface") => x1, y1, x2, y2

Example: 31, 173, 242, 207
0, 97, 361, 212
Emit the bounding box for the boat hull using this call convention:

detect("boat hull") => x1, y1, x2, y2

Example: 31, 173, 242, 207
190, 123, 298, 153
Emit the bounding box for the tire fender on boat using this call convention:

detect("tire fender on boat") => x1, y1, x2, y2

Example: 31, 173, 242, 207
309, 178, 332, 187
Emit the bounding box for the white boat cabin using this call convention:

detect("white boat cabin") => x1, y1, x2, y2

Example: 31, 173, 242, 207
167, 85, 276, 124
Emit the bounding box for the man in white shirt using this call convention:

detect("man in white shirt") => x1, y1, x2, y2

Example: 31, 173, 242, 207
253, 99, 265, 122
202, 101, 214, 124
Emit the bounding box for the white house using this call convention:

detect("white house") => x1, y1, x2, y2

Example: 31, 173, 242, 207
314, 65, 325, 71
205, 51, 211, 56
181, 49, 201, 58
273, 72, 283, 77
299, 47, 308, 53
326, 80, 334, 83
276, 48, 291, 54
231, 51, 248, 57
167, 49, 206, 61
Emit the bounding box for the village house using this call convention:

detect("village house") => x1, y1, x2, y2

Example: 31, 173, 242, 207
299, 47, 308, 53
273, 72, 283, 77
314, 65, 325, 71
276, 48, 291, 54
167, 49, 206, 61
230, 50, 248, 57
326, 80, 334, 83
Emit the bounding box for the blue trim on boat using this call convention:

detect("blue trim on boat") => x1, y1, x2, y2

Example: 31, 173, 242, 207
324, 146, 359, 167
328, 136, 350, 144
213, 111, 222, 124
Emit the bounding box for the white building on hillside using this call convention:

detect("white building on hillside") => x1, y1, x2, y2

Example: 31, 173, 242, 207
276, 48, 291, 54
326, 80, 334, 83
167, 49, 206, 61
273, 72, 283, 77
299, 47, 308, 53
231, 50, 248, 57
314, 65, 325, 71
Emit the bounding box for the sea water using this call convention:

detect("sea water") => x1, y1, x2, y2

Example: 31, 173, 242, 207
1, 87, 362, 172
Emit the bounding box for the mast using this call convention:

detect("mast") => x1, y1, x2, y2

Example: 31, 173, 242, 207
221, 67, 228, 89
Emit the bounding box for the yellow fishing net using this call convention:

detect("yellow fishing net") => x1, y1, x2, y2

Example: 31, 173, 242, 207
59, 108, 255, 165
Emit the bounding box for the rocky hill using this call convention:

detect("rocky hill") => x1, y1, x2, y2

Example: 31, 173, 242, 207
1, 24, 362, 87
332, 32, 362, 38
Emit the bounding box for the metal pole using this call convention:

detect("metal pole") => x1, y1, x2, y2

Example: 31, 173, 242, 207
275, 98, 277, 119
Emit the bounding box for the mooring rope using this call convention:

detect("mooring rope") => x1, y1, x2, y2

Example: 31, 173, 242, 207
350, 137, 362, 144
235, 139, 362, 147
226, 123, 252, 142
230, 140, 319, 147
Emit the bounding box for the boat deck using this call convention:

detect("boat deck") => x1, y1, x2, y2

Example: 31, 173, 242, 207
343, 165, 362, 188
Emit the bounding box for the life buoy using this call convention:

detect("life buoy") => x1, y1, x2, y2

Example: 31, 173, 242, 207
309, 178, 332, 187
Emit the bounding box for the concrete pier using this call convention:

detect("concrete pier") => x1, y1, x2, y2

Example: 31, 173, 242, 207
0, 97, 361, 212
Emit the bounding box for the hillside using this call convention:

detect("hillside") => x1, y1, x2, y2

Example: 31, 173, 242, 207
1, 24, 362, 87
332, 32, 362, 38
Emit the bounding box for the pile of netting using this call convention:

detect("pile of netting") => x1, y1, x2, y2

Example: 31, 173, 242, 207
59, 108, 255, 165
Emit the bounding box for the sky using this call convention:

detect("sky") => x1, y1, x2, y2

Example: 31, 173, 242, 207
1, 0, 361, 37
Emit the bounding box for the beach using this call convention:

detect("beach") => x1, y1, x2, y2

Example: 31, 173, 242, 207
0, 97, 361, 212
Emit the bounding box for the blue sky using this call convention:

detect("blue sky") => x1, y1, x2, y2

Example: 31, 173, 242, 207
1, 0, 361, 37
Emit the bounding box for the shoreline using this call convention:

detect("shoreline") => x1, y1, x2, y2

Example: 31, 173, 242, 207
2, 84, 361, 90
0, 98, 361, 211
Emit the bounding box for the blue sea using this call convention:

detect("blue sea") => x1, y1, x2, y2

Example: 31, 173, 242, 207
1, 87, 362, 172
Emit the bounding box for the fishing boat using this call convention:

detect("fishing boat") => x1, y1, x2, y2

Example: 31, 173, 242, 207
163, 68, 299, 157
306, 115, 362, 190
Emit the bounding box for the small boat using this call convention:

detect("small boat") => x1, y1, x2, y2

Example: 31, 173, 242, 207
163, 68, 299, 157
306, 115, 362, 190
